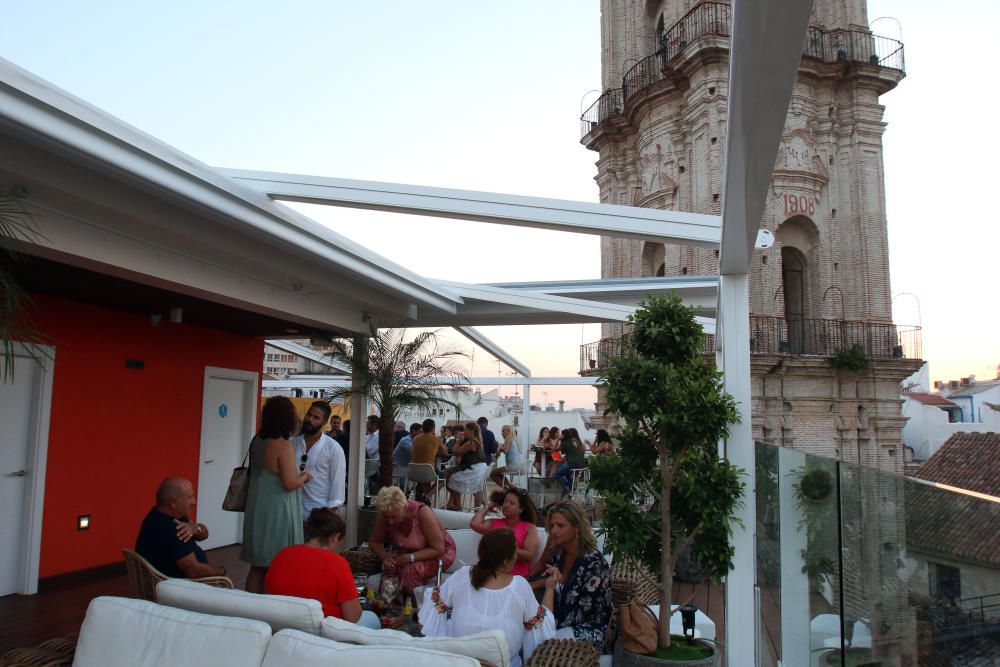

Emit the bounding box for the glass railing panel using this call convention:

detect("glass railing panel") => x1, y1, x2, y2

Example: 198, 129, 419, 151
757, 441, 1000, 666
839, 459, 1000, 666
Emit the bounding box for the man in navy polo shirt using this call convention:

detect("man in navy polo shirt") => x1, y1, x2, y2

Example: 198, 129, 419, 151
135, 477, 226, 579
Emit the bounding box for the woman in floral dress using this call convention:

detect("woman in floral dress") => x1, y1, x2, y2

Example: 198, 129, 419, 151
534, 501, 612, 652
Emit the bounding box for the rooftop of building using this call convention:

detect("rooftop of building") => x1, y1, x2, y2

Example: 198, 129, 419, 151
912, 432, 1000, 498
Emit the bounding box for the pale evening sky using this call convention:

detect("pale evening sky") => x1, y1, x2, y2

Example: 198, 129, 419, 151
2, 1, 996, 407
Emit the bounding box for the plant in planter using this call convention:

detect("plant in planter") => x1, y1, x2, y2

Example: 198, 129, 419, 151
829, 344, 869, 372
589, 295, 743, 658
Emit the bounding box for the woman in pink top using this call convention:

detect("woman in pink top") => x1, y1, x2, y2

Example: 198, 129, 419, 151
470, 488, 539, 578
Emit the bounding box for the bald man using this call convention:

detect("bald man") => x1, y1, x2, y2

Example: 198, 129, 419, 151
135, 477, 226, 579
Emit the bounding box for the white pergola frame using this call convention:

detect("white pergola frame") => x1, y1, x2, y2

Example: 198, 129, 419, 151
244, 2, 815, 662
0, 1, 814, 662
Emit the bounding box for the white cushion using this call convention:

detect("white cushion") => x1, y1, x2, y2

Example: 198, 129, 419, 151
448, 529, 481, 573
156, 578, 324, 634
73, 596, 271, 667
433, 508, 476, 530
321, 615, 509, 667
266, 629, 480, 667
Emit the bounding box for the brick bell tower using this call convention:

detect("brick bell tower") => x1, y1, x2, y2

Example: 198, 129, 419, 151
579, 3, 923, 663
581, 0, 922, 475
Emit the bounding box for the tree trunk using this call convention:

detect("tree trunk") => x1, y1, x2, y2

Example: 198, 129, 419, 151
659, 453, 673, 650
378, 418, 395, 488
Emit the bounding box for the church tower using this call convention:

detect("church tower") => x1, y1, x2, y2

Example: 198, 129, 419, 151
582, 0, 922, 475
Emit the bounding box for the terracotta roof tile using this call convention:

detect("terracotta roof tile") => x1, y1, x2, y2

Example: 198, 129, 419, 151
912, 432, 1000, 497
905, 392, 959, 408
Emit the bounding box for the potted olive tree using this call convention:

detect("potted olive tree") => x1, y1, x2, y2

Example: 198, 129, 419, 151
589, 295, 743, 664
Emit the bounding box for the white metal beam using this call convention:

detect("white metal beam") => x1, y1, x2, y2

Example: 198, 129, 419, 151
718, 1, 815, 665
718, 0, 815, 276
432, 280, 635, 323
263, 376, 600, 390
486, 276, 719, 314
454, 327, 531, 377
222, 168, 722, 247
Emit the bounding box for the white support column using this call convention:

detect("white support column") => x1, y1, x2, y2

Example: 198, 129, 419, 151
522, 384, 531, 470
345, 336, 368, 548
779, 447, 811, 666
719, 273, 756, 666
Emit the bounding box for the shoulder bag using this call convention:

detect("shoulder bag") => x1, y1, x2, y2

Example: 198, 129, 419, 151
222, 435, 255, 512
618, 597, 658, 655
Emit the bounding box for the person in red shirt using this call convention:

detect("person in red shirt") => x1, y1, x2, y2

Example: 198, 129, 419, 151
265, 508, 378, 627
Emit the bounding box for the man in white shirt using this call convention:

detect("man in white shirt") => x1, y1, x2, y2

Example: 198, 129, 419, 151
364, 414, 380, 458
291, 401, 346, 536
364, 414, 381, 495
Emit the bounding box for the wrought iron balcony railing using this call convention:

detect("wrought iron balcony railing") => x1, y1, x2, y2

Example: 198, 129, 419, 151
580, 316, 921, 373
580, 1, 905, 139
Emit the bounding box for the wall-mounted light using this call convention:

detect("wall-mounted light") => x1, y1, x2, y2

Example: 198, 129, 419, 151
77, 514, 91, 531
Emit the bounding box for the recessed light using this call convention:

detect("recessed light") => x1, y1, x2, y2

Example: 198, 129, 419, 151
77, 514, 91, 531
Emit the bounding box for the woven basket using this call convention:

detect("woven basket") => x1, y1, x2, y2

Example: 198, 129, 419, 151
610, 556, 661, 607
344, 545, 382, 576
525, 638, 599, 667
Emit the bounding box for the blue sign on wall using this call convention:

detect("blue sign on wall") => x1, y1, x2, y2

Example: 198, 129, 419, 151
218, 403, 228, 418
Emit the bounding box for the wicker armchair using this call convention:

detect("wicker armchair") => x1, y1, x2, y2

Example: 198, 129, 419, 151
527, 557, 659, 666
525, 639, 599, 667
122, 549, 233, 601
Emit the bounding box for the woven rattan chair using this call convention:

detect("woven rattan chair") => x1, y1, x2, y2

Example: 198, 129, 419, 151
525, 638, 599, 667
0, 633, 78, 667
122, 549, 233, 602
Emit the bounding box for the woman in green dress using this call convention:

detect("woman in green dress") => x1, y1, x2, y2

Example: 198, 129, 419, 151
241, 396, 311, 593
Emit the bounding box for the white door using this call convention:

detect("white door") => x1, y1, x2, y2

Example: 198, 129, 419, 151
0, 349, 53, 597
197, 368, 257, 550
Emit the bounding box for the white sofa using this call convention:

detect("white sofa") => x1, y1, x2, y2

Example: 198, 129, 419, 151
72, 596, 480, 667
157, 578, 323, 633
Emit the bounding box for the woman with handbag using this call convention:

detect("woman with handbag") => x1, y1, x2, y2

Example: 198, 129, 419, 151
240, 396, 311, 593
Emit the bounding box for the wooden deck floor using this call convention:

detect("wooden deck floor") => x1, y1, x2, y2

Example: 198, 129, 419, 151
1, 546, 726, 657
0, 545, 247, 655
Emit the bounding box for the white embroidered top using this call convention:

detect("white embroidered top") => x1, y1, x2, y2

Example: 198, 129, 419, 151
418, 566, 555, 667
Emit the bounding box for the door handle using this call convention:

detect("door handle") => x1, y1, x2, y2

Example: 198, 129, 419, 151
203, 459, 214, 464
11, 470, 26, 477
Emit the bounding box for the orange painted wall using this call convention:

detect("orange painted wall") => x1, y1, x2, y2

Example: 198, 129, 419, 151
29, 295, 264, 577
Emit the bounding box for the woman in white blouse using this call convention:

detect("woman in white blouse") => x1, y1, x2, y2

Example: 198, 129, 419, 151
419, 529, 556, 667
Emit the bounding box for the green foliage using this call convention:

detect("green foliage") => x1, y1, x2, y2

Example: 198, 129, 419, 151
589, 294, 744, 650
651, 638, 714, 660
1, 185, 51, 382
829, 344, 870, 372
324, 321, 470, 485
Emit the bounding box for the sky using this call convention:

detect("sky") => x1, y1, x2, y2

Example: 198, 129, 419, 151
1, 1, 997, 405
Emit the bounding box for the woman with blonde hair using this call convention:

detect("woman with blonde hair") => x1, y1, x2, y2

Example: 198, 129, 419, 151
489, 424, 525, 488
446, 422, 488, 509
531, 501, 612, 652
368, 486, 456, 594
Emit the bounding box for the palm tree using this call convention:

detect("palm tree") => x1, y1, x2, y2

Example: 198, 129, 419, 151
1, 185, 49, 382
325, 322, 471, 486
